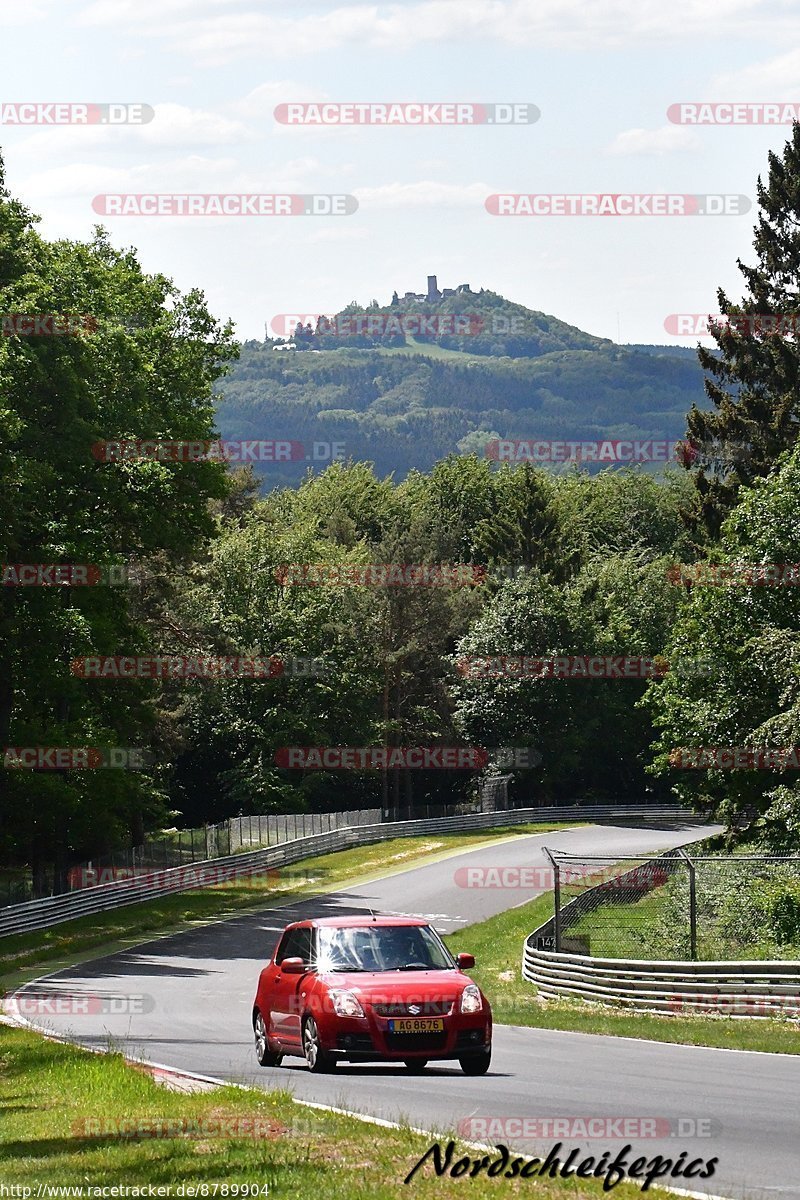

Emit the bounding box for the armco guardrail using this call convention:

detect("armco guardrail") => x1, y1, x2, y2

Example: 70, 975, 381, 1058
0, 804, 694, 938
522, 847, 800, 1019
521, 944, 800, 1017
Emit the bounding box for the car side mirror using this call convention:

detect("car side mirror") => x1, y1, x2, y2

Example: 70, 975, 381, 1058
280, 957, 306, 974
456, 952, 475, 969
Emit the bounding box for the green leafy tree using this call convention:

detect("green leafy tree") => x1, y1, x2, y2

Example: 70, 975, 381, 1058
453, 552, 677, 801
684, 124, 800, 539
474, 463, 566, 578
647, 441, 800, 823
0, 154, 237, 882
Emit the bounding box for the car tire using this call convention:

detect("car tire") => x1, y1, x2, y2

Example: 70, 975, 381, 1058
302, 1015, 336, 1073
403, 1059, 428, 1072
253, 1010, 283, 1067
459, 1049, 491, 1075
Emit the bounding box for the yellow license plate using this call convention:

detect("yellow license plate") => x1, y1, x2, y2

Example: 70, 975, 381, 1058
388, 1018, 444, 1033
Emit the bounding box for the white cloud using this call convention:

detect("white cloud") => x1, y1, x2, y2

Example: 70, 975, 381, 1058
606, 126, 701, 156
13, 153, 347, 210
232, 82, 316, 119
1, 2, 47, 24
304, 227, 368, 243
8, 104, 248, 157
710, 47, 800, 100
77, 0, 245, 26
354, 180, 492, 208
73, 0, 798, 61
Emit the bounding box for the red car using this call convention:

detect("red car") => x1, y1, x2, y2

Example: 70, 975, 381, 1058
252, 915, 492, 1074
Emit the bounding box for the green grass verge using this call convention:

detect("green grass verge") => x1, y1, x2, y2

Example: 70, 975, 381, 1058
0, 824, 580, 990
567, 889, 666, 959
0, 1024, 677, 1199
444, 895, 800, 1054
353, 337, 485, 362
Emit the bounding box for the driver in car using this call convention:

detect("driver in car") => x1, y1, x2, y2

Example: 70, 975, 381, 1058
384, 927, 429, 968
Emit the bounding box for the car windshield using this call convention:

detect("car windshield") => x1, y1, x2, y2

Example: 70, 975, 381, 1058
316, 924, 455, 973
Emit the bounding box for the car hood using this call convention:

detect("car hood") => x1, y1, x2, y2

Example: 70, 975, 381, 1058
317, 969, 475, 1003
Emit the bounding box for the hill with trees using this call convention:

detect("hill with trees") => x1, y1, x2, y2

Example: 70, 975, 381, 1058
215, 290, 708, 485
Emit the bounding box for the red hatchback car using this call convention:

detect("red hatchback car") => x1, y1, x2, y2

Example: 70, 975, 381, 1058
252, 916, 492, 1074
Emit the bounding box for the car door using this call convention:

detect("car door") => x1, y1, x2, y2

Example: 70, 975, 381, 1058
269, 925, 313, 1046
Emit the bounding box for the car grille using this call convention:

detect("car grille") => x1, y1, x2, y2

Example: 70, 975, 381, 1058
372, 1001, 453, 1017
385, 1031, 447, 1051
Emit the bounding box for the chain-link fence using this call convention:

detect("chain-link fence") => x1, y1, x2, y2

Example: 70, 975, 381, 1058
543, 849, 800, 961
228, 808, 382, 850
1, 810, 382, 903
0, 825, 233, 905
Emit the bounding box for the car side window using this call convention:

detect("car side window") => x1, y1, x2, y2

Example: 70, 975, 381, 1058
279, 926, 312, 965
273, 931, 291, 963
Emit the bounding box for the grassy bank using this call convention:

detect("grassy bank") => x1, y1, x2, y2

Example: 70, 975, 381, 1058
0, 823, 579, 989
445, 894, 800, 1055
0, 1025, 654, 1200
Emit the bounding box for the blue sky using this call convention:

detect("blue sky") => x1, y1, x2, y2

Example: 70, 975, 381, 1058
1, 0, 799, 344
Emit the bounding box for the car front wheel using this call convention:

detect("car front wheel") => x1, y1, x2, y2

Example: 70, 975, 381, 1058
459, 1049, 491, 1075
253, 1010, 283, 1067
302, 1015, 336, 1073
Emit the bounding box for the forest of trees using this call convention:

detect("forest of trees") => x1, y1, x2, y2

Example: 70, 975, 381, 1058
217, 336, 704, 486
5, 125, 800, 884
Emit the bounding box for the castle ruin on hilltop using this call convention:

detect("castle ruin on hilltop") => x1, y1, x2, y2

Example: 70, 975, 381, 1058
392, 275, 473, 304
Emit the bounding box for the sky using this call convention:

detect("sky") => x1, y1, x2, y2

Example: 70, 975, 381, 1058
1, 0, 799, 345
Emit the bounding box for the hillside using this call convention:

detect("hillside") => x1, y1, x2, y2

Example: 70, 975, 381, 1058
214, 288, 707, 485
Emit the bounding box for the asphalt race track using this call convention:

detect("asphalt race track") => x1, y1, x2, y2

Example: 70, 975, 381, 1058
12, 819, 800, 1200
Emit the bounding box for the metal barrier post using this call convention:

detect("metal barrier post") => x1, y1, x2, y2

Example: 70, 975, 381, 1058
543, 847, 561, 952
677, 848, 698, 961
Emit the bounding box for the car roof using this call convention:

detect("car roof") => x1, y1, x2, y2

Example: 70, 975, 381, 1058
285, 915, 429, 929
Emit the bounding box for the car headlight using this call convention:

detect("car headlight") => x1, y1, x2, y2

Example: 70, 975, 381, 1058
330, 990, 365, 1018
460, 984, 483, 1014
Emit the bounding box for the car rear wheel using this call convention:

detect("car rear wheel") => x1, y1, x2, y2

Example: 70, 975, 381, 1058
459, 1049, 491, 1075
403, 1059, 428, 1072
253, 1011, 283, 1067
302, 1015, 336, 1073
